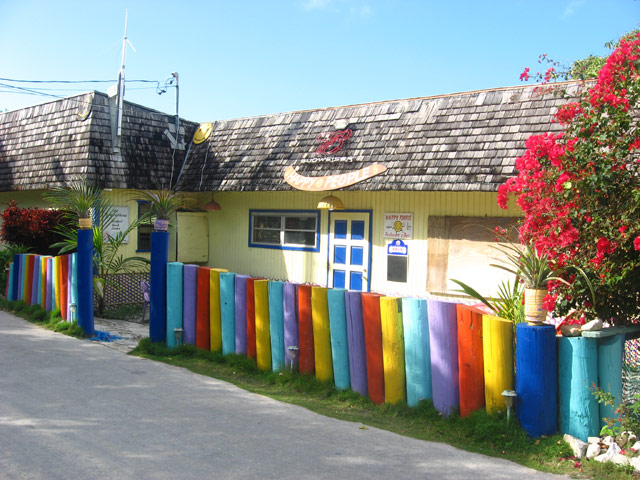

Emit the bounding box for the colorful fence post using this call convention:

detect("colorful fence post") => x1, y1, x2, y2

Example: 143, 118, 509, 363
345, 291, 368, 398
45, 257, 53, 310
18, 253, 26, 301
182, 264, 198, 345
427, 299, 459, 417
296, 285, 315, 375
403, 298, 431, 407
209, 268, 227, 352
558, 337, 600, 441
283, 283, 299, 370
220, 272, 236, 355
597, 335, 624, 430
456, 305, 484, 417
246, 278, 258, 360
362, 292, 385, 404
327, 288, 351, 390
254, 279, 272, 371
166, 262, 184, 348
311, 287, 333, 383
149, 231, 169, 343
482, 314, 513, 413
234, 275, 249, 355
31, 255, 41, 307
516, 324, 557, 437
268, 280, 285, 371
380, 297, 406, 405
60, 254, 68, 320
77, 229, 94, 336
196, 267, 211, 350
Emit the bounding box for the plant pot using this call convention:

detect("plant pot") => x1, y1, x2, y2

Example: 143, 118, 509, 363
524, 288, 548, 325
78, 217, 92, 229
154, 218, 169, 232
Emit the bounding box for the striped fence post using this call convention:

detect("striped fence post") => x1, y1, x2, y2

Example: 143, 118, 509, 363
327, 288, 351, 390
516, 324, 557, 437
7, 262, 15, 301
427, 299, 459, 417
402, 298, 431, 407
182, 264, 198, 345
166, 262, 184, 348
456, 305, 484, 417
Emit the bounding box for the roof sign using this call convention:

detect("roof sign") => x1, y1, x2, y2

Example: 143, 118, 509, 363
193, 122, 213, 144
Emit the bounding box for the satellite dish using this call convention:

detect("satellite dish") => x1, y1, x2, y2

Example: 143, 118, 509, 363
193, 122, 213, 144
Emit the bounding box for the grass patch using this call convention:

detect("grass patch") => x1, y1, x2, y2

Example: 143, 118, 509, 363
0, 297, 85, 338
130, 338, 637, 479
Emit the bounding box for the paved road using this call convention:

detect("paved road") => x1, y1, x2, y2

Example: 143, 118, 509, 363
0, 312, 568, 480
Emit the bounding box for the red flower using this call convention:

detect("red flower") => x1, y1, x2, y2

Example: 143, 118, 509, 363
634, 235, 640, 251
520, 68, 531, 81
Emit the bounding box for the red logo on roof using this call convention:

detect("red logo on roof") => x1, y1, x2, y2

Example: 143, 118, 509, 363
315, 129, 353, 155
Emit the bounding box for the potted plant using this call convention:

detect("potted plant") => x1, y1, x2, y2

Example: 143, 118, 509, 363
491, 241, 568, 325
43, 178, 101, 230
137, 190, 182, 232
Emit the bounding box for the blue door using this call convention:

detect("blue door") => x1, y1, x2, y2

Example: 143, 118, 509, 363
328, 212, 370, 292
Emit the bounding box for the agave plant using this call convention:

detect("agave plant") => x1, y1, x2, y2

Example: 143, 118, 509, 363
137, 190, 182, 220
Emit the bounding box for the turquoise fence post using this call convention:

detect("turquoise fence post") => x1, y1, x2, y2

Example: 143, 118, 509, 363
77, 229, 94, 336
558, 336, 599, 441
32, 256, 41, 306
597, 335, 624, 429
402, 298, 432, 407
516, 324, 557, 437
149, 231, 169, 343
327, 288, 351, 390
7, 262, 15, 300
268, 280, 285, 371
220, 272, 237, 355
166, 262, 184, 348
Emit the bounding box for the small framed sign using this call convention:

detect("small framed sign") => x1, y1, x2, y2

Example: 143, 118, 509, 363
384, 213, 413, 239
104, 206, 130, 243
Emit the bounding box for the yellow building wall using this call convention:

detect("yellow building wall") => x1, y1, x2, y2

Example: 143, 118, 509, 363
205, 191, 521, 297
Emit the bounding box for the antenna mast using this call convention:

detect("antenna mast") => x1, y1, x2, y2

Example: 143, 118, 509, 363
117, 10, 135, 136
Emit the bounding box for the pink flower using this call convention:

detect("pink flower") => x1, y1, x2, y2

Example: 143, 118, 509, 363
520, 68, 531, 81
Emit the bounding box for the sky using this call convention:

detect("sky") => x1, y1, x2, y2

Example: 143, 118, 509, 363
1, 0, 638, 122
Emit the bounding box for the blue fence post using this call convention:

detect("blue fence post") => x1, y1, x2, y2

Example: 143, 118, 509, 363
149, 231, 169, 343
77, 229, 94, 336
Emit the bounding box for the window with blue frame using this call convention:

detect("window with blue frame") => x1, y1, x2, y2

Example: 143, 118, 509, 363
249, 210, 320, 252
137, 201, 153, 252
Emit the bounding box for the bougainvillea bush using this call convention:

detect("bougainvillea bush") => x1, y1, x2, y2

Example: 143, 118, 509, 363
498, 32, 640, 324
0, 200, 68, 256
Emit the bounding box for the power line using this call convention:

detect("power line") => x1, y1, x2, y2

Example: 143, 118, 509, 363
0, 77, 163, 84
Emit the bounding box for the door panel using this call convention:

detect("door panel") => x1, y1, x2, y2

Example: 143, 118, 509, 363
328, 212, 371, 292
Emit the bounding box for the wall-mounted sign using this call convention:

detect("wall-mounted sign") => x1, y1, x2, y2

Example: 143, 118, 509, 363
387, 239, 408, 256
104, 206, 130, 243
284, 164, 387, 192
387, 240, 408, 283
384, 213, 413, 239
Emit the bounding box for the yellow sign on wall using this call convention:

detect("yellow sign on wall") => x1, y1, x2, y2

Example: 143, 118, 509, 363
283, 164, 387, 191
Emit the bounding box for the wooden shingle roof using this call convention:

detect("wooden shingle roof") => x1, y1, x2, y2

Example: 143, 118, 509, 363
177, 82, 576, 193
0, 91, 197, 191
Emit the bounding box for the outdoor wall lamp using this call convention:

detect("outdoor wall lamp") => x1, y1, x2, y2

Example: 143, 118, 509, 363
317, 194, 345, 210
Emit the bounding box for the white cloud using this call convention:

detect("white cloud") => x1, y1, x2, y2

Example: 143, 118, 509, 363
564, 0, 585, 17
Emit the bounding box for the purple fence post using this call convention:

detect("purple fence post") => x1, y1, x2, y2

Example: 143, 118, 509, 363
345, 291, 368, 397
283, 283, 299, 369
427, 299, 459, 417
234, 275, 249, 355
182, 264, 198, 345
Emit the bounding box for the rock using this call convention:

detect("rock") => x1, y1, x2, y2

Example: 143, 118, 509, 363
563, 434, 588, 458
560, 324, 582, 337
595, 443, 623, 463
630, 456, 640, 472
602, 435, 615, 446
581, 319, 603, 331
586, 442, 601, 459
632, 441, 640, 452
612, 454, 630, 466
588, 436, 601, 444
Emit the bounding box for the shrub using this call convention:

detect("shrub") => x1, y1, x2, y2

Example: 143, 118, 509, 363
0, 201, 69, 255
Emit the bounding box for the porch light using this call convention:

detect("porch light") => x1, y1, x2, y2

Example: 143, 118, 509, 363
317, 194, 344, 210
203, 194, 221, 211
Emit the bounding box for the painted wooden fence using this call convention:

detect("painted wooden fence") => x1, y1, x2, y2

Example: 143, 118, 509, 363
7, 253, 78, 322
159, 264, 628, 441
